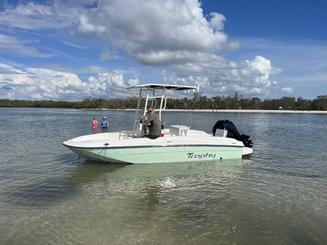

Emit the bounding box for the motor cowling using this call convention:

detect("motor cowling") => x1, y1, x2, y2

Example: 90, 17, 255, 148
212, 120, 253, 148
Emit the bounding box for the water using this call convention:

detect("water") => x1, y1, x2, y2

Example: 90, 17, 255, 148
0, 108, 326, 245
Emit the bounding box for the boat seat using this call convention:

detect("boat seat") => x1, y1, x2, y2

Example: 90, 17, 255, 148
119, 131, 128, 139
169, 125, 190, 136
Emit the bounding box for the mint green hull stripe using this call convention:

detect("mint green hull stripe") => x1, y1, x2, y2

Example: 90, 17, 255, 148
71, 146, 243, 164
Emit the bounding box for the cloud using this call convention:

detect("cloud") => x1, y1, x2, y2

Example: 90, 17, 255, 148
0, 2, 79, 30
168, 55, 278, 96
281, 87, 294, 94
0, 34, 52, 57
209, 12, 225, 31
74, 0, 230, 65
0, 63, 134, 100
0, 0, 281, 98
0, 62, 24, 74
76, 15, 106, 35
236, 37, 327, 97
127, 78, 140, 86
100, 49, 117, 61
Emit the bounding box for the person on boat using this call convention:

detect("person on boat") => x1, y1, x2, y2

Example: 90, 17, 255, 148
142, 107, 161, 139
101, 116, 109, 131
92, 117, 98, 133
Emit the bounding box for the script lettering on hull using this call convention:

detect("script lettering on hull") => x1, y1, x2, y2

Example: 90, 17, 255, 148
187, 152, 217, 159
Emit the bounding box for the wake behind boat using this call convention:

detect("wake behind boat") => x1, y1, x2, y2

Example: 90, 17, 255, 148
63, 84, 253, 164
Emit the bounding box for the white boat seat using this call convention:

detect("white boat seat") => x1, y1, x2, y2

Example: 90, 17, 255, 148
119, 131, 128, 139
169, 125, 190, 136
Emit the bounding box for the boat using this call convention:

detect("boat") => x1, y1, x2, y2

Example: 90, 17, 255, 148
63, 83, 253, 164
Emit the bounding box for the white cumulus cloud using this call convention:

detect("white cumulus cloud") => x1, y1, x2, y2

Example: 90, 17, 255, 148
281, 87, 294, 94
75, 0, 230, 65
0, 0, 281, 98
0, 63, 134, 100
170, 55, 278, 96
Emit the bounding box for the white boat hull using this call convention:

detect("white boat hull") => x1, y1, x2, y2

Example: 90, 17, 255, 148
63, 130, 252, 164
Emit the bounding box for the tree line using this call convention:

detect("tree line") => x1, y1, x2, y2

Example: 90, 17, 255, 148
0, 95, 326, 110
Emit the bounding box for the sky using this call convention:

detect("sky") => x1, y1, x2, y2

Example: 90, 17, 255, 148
0, 0, 326, 101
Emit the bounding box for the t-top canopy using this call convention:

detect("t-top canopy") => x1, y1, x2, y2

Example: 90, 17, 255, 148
128, 83, 199, 92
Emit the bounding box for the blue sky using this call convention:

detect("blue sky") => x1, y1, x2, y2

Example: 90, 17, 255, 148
0, 0, 326, 100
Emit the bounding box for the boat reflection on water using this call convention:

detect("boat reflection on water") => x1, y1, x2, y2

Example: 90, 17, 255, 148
67, 159, 251, 222
69, 162, 128, 184
68, 158, 249, 185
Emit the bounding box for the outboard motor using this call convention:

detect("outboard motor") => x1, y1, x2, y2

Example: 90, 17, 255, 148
212, 120, 253, 148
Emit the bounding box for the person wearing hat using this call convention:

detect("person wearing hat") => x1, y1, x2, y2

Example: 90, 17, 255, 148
142, 106, 161, 139
101, 116, 109, 131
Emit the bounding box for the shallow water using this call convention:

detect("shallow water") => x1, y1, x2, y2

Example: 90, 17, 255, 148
0, 108, 326, 245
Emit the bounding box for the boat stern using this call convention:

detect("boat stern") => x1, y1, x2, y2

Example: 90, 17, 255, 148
242, 147, 253, 156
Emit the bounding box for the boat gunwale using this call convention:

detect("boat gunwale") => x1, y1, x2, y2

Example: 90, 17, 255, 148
62, 143, 244, 150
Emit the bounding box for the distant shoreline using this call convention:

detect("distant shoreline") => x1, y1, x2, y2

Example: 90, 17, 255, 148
85, 108, 327, 114
1, 107, 326, 114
